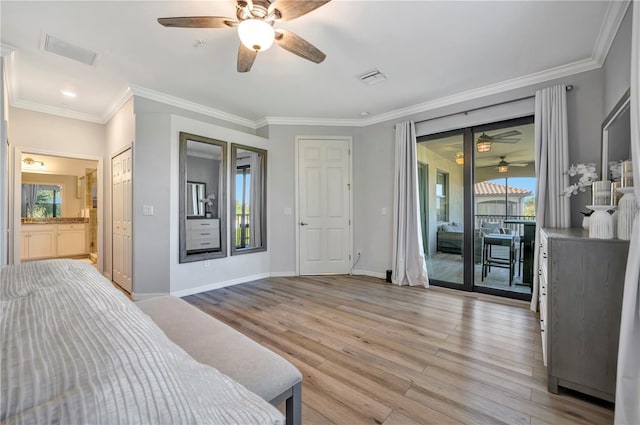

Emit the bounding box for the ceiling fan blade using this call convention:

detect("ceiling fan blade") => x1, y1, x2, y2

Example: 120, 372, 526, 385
275, 29, 326, 63
492, 139, 521, 144
491, 130, 522, 139
158, 17, 237, 28
268, 0, 331, 22
237, 43, 258, 72
510, 162, 530, 167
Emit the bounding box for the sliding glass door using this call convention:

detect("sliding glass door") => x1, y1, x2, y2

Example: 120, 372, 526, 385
417, 117, 534, 300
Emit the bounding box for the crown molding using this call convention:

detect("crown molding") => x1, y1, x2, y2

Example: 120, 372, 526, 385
592, 0, 631, 64
2, 48, 19, 105
256, 116, 365, 128
128, 84, 256, 130
11, 98, 104, 123
101, 86, 132, 124
0, 43, 16, 57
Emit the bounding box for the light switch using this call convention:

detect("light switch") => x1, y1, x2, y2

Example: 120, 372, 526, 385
284, 207, 292, 216
143, 205, 154, 216
381, 207, 388, 216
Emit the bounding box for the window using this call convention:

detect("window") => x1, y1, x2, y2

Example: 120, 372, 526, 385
435, 170, 449, 222
23, 184, 62, 218
235, 166, 251, 248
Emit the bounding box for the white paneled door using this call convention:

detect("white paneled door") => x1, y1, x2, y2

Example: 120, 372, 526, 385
112, 148, 132, 293
297, 137, 352, 275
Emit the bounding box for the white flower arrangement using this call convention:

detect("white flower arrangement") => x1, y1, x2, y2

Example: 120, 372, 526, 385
563, 163, 598, 197
200, 194, 216, 208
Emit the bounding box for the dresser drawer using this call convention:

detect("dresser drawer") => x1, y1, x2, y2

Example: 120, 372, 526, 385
188, 228, 219, 241
58, 223, 87, 231
186, 238, 220, 251
187, 219, 219, 230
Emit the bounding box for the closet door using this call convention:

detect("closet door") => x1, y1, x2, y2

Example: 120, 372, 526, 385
112, 149, 132, 293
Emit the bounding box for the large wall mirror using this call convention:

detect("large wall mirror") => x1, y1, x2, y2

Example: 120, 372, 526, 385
230, 144, 267, 255
179, 132, 227, 263
602, 88, 631, 180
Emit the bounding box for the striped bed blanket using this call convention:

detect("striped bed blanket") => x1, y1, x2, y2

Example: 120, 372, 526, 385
0, 259, 284, 424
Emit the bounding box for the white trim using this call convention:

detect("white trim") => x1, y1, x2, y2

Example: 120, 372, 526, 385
101, 87, 133, 124
3, 49, 18, 106
295, 135, 353, 276
592, 0, 631, 64
0, 43, 15, 57
257, 116, 365, 128
270, 271, 296, 277
169, 272, 271, 298
129, 84, 255, 130
11, 147, 104, 272
11, 98, 105, 124
351, 269, 386, 280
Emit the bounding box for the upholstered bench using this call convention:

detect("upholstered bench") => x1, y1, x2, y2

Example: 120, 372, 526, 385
136, 296, 302, 425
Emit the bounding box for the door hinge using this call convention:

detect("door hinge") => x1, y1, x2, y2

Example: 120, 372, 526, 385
349, 254, 352, 260
347, 183, 351, 190
349, 219, 351, 225
348, 149, 351, 155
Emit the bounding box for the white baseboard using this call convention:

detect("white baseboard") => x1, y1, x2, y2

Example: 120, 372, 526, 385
270, 271, 297, 277
351, 269, 386, 279
169, 272, 271, 298
132, 292, 169, 301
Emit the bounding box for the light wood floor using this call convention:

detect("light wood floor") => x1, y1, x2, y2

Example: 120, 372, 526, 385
184, 275, 613, 425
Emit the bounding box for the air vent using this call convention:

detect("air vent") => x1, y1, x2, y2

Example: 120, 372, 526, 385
358, 69, 387, 86
42, 34, 98, 66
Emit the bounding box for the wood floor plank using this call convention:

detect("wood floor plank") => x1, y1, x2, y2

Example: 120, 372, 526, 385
183, 275, 613, 425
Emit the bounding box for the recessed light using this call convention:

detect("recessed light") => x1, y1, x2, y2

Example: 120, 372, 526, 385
360, 112, 370, 117
61, 90, 76, 98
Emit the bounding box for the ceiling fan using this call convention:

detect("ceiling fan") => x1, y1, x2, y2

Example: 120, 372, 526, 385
158, 0, 331, 72
475, 130, 522, 152
482, 156, 529, 173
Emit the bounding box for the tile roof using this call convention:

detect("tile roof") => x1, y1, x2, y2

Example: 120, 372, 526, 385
475, 181, 532, 196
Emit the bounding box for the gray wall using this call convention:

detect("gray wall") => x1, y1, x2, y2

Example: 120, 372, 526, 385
352, 68, 604, 276
268, 124, 358, 274
603, 4, 632, 115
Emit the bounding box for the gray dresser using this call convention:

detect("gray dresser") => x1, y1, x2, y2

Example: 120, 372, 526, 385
539, 228, 629, 402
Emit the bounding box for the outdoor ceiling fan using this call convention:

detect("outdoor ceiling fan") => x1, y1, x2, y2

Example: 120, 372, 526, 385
158, 0, 330, 72
482, 156, 529, 173
475, 130, 522, 153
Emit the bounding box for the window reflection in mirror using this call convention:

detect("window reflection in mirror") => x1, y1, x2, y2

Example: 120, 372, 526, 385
230, 144, 267, 255
179, 132, 227, 263
602, 88, 631, 180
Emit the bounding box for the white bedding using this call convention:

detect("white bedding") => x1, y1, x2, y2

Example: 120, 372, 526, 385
0, 259, 284, 424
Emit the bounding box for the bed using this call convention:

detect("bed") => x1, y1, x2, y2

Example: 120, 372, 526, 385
0, 259, 284, 424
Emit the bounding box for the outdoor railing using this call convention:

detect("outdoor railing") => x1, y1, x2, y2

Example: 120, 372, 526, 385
235, 213, 250, 248
475, 214, 535, 235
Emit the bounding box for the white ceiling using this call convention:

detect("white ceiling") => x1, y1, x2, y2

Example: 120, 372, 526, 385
0, 1, 628, 126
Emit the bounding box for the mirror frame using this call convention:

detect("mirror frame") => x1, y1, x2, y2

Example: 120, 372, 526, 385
179, 132, 227, 263
230, 143, 267, 256
602, 88, 631, 179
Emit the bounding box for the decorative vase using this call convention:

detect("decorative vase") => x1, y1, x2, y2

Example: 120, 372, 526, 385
587, 205, 615, 239
617, 187, 638, 240
582, 216, 590, 229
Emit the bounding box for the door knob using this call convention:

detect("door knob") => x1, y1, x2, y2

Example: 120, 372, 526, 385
300, 222, 309, 226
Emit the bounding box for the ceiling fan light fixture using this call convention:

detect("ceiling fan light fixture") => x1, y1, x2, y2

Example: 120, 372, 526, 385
497, 164, 509, 173
455, 152, 464, 165
476, 140, 491, 153
238, 19, 275, 51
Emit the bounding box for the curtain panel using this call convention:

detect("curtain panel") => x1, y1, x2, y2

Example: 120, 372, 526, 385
615, 3, 640, 423
392, 121, 429, 287
531, 85, 571, 311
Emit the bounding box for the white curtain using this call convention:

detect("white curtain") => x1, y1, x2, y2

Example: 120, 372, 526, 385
615, 3, 640, 423
530, 85, 571, 311
249, 151, 263, 247
22, 184, 39, 217
392, 121, 429, 287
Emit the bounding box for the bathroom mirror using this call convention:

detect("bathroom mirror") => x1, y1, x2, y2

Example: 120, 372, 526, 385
179, 132, 227, 263
230, 144, 267, 255
602, 88, 631, 180
186, 181, 206, 218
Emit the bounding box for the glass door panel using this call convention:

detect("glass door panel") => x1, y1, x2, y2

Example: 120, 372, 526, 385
473, 121, 535, 297
417, 133, 465, 287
